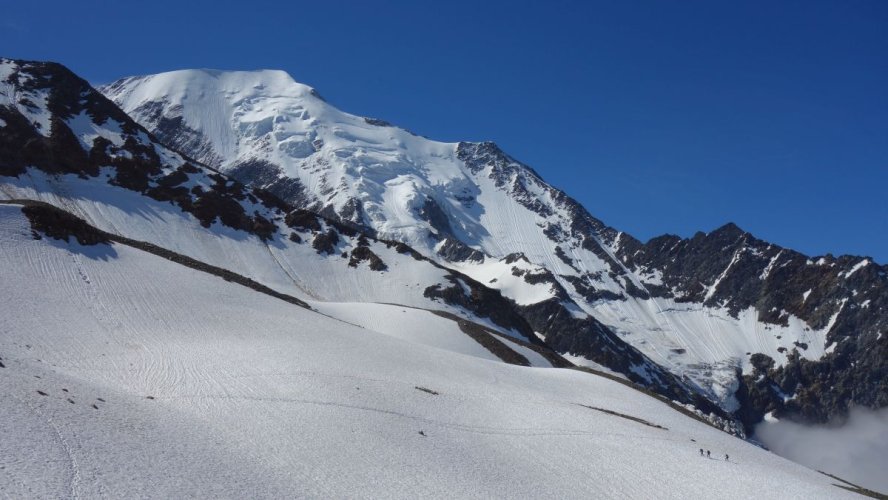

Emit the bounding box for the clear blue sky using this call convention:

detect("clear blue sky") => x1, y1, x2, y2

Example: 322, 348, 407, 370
3, 0, 886, 261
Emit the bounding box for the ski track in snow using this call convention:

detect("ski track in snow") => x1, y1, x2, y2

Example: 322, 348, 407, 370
4, 393, 82, 500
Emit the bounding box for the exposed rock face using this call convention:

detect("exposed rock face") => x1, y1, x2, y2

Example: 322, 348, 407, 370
21, 203, 110, 246
0, 59, 284, 241
615, 224, 888, 430
116, 99, 226, 169
226, 159, 312, 209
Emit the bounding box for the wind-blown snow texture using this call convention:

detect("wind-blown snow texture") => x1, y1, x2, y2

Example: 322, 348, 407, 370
103, 68, 888, 429
0, 203, 856, 498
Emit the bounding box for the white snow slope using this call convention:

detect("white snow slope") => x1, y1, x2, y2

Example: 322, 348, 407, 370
101, 69, 842, 408
100, 70, 597, 307
0, 204, 855, 498
0, 55, 546, 350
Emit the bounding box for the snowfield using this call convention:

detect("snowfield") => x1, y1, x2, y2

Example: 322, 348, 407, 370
0, 204, 857, 498
312, 301, 554, 368
0, 169, 527, 341
589, 296, 832, 410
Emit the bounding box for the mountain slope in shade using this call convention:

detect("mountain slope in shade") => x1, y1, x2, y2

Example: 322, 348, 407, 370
0, 202, 861, 499
103, 68, 888, 430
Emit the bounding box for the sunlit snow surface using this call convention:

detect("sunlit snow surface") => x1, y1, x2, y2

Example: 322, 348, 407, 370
589, 296, 831, 410
0, 169, 515, 337
0, 205, 853, 498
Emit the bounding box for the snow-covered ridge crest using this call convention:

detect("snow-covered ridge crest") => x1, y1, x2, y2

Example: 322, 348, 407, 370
101, 69, 635, 310
102, 67, 477, 249
103, 68, 319, 162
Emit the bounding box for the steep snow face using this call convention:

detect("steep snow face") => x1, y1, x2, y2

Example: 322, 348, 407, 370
0, 59, 541, 347
102, 69, 467, 248
102, 71, 633, 304
589, 298, 832, 411
0, 204, 858, 498
103, 69, 318, 165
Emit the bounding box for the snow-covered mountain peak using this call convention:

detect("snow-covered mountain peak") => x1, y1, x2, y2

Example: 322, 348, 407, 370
100, 64, 888, 433
104, 68, 317, 106
101, 67, 457, 157
101, 69, 613, 264
102, 68, 472, 248
103, 68, 325, 166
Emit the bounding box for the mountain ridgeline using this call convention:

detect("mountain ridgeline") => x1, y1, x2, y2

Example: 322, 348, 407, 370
100, 66, 887, 432
615, 224, 888, 424
1, 59, 884, 435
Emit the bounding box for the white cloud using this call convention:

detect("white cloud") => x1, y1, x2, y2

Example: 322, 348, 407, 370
755, 407, 888, 494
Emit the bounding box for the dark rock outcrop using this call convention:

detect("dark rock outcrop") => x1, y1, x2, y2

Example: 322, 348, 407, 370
617, 223, 888, 427
0, 59, 283, 241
